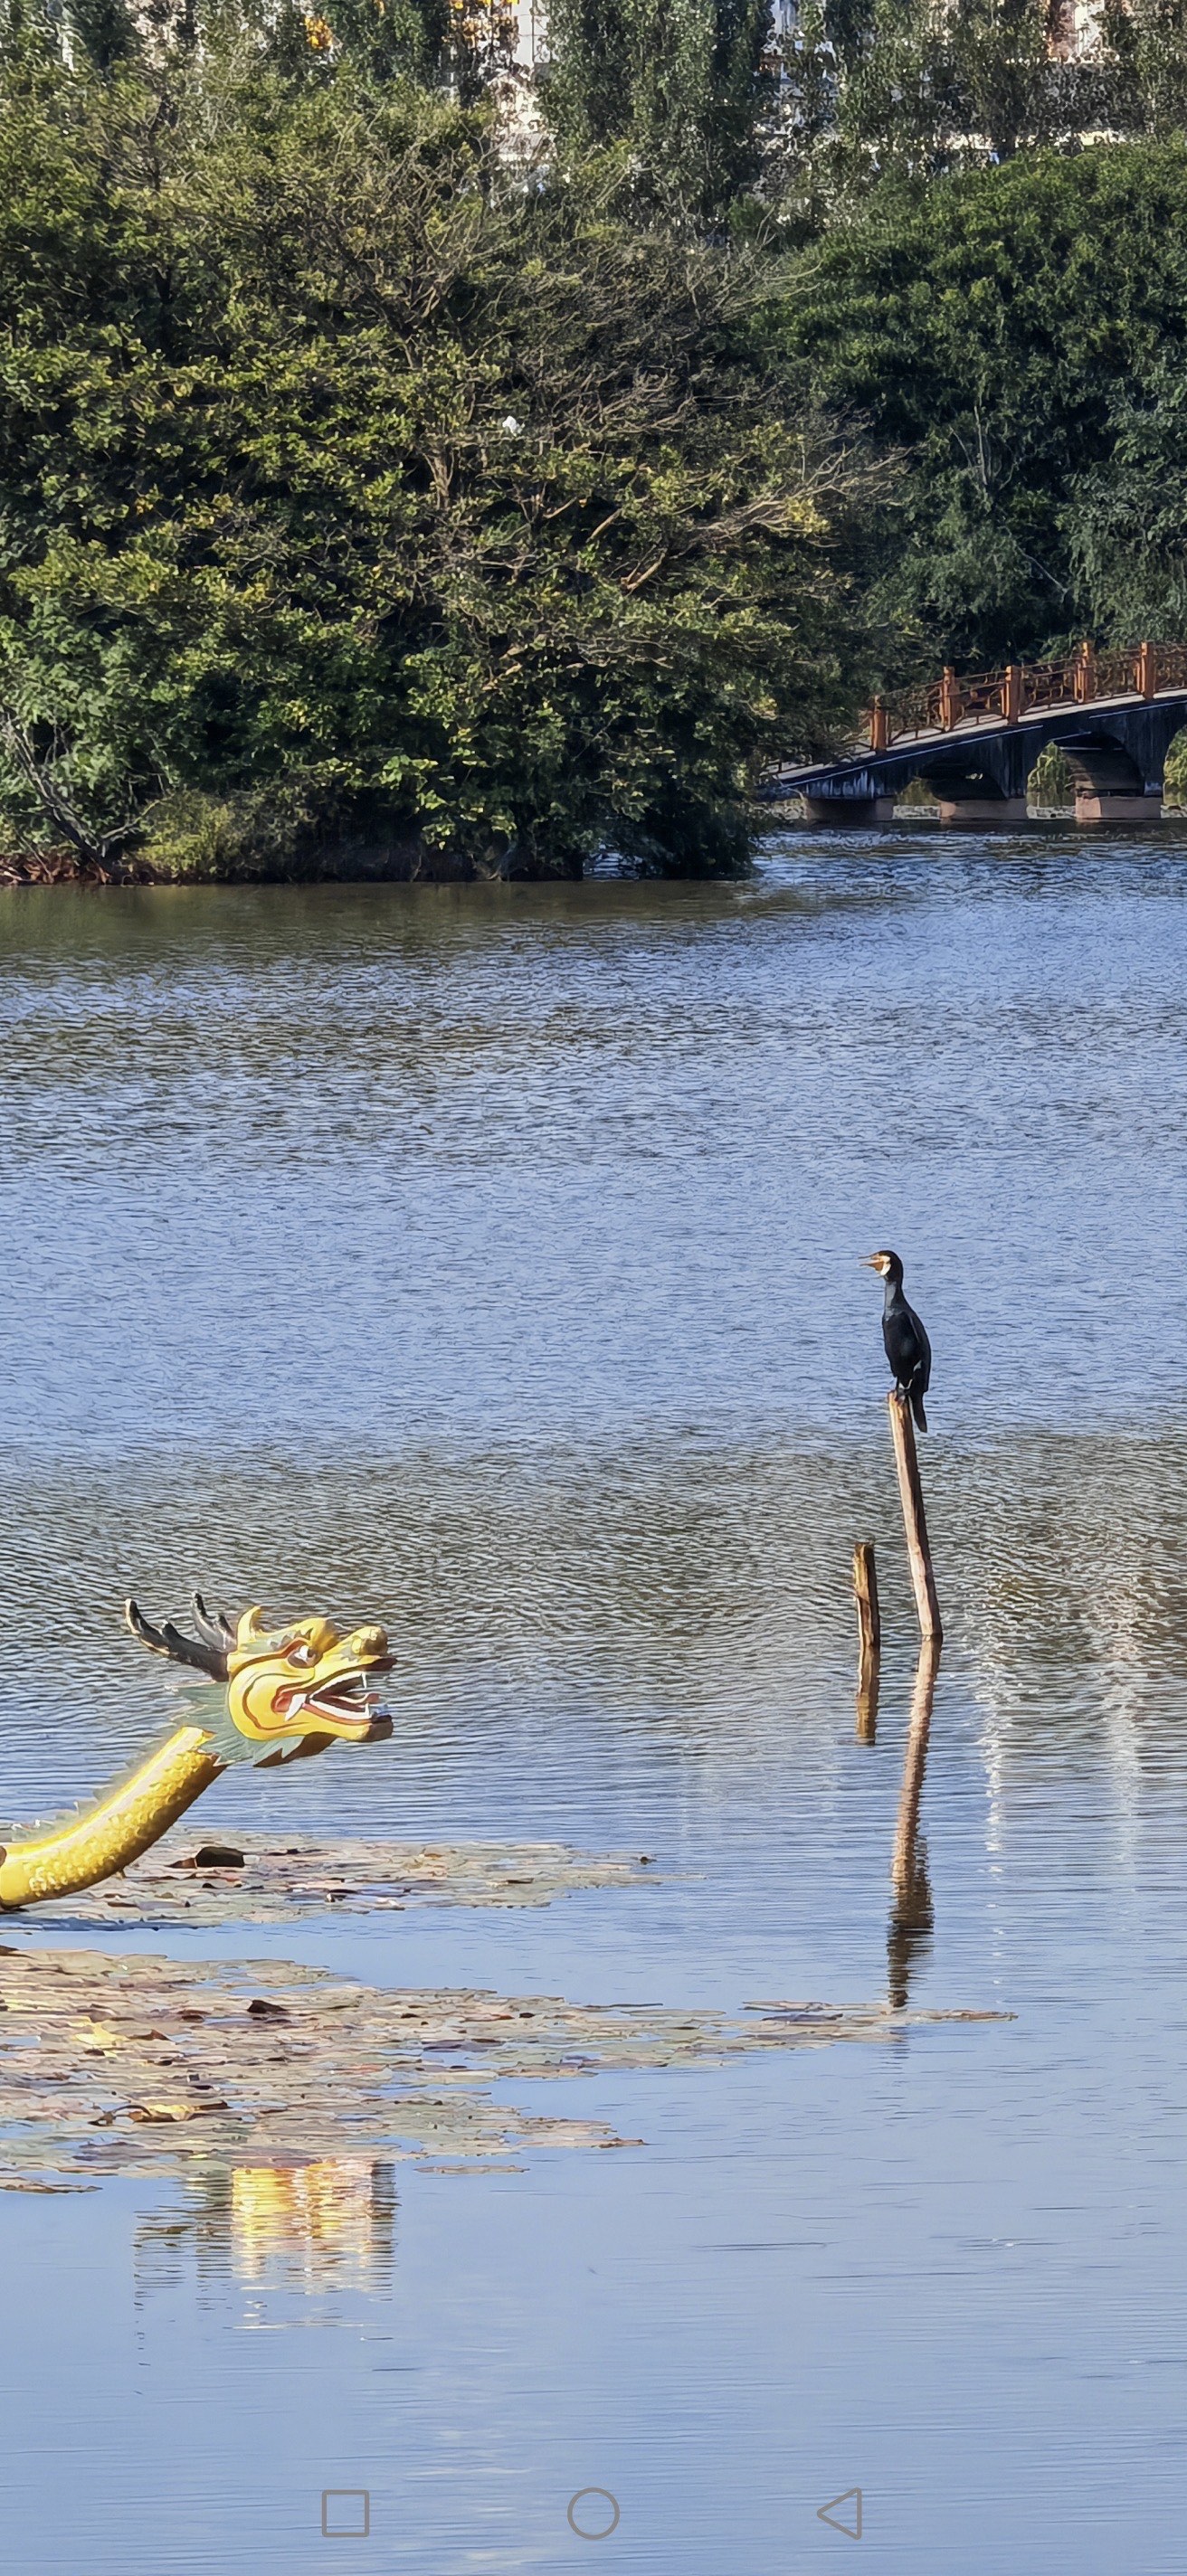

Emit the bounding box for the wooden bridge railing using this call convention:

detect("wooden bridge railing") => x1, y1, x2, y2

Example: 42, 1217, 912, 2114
863, 640, 1187, 753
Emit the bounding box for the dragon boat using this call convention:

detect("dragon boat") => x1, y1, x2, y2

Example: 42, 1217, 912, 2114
0, 1596, 394, 1911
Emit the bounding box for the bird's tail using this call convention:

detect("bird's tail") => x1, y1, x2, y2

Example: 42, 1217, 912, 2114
911, 1390, 928, 1434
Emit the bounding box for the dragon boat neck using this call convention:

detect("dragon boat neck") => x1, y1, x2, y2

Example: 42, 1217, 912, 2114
0, 1597, 394, 1911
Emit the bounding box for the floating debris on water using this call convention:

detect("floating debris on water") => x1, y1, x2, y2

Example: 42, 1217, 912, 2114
16, 1833, 665, 1928
0, 1944, 1011, 2182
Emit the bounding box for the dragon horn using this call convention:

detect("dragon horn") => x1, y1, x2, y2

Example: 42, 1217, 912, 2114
192, 1593, 237, 1649
124, 1599, 228, 1681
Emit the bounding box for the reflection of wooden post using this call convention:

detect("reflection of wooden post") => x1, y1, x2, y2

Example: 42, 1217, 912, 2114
888, 1391, 943, 1643
888, 1637, 940, 2009
892, 1637, 940, 1908
852, 1541, 880, 1742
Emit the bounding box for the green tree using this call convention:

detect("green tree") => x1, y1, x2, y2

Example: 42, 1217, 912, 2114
761, 0, 1128, 228
840, 0, 1091, 170
1098, 0, 1187, 137
0, 35, 882, 876
544, 0, 773, 225
772, 142, 1187, 668
1066, 361, 1187, 639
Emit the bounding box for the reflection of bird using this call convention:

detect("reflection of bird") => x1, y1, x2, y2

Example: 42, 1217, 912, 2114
863, 1250, 932, 1431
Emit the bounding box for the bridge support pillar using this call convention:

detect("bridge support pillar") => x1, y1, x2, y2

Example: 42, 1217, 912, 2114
935, 797, 1030, 826
802, 796, 897, 825
1074, 791, 1163, 824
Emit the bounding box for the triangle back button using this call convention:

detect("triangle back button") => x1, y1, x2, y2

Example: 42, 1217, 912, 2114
816, 2486, 862, 2540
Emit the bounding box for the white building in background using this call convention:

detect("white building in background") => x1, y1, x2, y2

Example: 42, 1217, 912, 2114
512, 0, 547, 71
1049, 0, 1110, 54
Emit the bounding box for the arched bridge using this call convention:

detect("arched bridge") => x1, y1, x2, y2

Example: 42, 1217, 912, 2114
767, 642, 1187, 824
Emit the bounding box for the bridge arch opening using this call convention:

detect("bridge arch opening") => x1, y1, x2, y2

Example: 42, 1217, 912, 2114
916, 760, 1027, 825
1059, 732, 1158, 823
1164, 726, 1187, 809
1027, 743, 1073, 810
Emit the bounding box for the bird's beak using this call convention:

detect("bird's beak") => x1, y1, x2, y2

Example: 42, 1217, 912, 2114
859, 1255, 879, 1269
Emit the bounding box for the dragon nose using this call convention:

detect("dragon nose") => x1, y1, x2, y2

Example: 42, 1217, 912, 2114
349, 1624, 390, 1661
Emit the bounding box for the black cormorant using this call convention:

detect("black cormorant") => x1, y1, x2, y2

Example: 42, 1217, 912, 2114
863, 1249, 932, 1431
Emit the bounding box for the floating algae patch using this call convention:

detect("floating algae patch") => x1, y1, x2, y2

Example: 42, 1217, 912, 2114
0, 1945, 1009, 2182
24, 1833, 662, 1928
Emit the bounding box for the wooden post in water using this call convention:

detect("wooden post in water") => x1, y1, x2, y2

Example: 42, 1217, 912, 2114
887, 1390, 943, 1643
852, 1540, 880, 1741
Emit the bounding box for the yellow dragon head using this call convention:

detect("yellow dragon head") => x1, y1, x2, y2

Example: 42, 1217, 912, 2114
124, 1594, 394, 1761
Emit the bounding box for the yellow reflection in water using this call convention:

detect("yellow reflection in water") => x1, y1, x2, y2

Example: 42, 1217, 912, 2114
229, 2157, 394, 2292
135, 2156, 397, 2300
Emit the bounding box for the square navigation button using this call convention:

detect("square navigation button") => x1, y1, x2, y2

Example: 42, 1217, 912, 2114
321, 2490, 371, 2538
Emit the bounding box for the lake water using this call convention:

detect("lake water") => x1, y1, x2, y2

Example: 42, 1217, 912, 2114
4, 830, 1187, 2572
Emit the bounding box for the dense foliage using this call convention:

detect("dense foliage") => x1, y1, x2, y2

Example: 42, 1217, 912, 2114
761, 0, 1187, 212
545, 0, 772, 223
5, 0, 1187, 876
0, 30, 880, 877
775, 145, 1187, 668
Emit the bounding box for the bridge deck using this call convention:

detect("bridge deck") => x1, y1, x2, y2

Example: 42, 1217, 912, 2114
768, 685, 1187, 796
